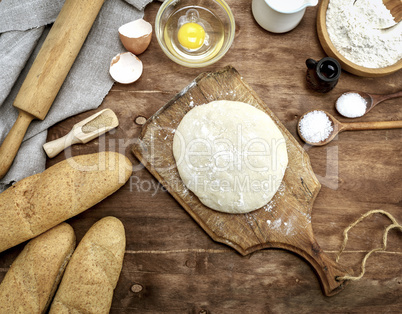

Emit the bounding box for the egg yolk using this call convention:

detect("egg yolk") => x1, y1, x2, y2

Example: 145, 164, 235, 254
177, 22, 205, 50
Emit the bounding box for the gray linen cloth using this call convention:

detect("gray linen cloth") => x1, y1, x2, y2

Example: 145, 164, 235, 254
0, 0, 154, 192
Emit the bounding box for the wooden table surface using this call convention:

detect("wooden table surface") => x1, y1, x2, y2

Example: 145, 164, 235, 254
1, 1, 401, 312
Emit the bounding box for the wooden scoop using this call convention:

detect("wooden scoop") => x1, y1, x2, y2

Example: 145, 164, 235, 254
336, 90, 402, 118
298, 110, 402, 146
354, 0, 401, 28
43, 109, 119, 158
0, 0, 105, 179
383, 0, 402, 23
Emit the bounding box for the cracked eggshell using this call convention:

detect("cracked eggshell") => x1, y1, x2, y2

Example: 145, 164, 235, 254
109, 52, 143, 84
119, 18, 152, 55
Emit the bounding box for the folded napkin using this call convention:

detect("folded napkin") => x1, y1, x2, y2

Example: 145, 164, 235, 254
0, 0, 153, 192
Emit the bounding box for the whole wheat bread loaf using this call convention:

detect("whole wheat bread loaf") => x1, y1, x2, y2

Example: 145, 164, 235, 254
0, 223, 76, 313
0, 152, 132, 253
49, 216, 126, 313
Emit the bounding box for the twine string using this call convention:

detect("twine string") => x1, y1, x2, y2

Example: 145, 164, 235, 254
336, 209, 402, 281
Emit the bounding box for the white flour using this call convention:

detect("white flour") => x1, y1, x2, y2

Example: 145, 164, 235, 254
326, 0, 402, 68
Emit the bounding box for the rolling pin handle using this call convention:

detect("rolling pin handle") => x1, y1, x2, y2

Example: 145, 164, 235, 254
0, 110, 34, 180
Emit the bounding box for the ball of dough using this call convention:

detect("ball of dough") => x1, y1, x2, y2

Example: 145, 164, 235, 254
173, 100, 288, 214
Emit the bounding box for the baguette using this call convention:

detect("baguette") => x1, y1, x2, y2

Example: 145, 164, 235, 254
0, 223, 76, 314
0, 151, 132, 253
49, 216, 126, 313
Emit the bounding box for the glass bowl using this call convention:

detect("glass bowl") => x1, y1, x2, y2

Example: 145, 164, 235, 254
155, 0, 235, 68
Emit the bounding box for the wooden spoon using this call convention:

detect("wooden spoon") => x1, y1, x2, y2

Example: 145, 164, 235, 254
298, 110, 402, 146
336, 90, 402, 118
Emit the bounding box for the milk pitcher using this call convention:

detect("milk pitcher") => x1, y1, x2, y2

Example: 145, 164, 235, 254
252, 0, 318, 33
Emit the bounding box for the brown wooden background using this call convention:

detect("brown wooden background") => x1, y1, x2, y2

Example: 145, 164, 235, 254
1, 1, 401, 312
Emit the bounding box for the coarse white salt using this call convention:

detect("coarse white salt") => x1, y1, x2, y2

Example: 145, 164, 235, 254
336, 92, 367, 118
299, 110, 333, 143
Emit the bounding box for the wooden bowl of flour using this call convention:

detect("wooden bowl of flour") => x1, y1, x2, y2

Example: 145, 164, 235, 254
317, 0, 402, 77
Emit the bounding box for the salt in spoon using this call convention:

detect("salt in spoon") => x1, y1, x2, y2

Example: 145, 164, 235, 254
336, 90, 402, 118
298, 110, 402, 146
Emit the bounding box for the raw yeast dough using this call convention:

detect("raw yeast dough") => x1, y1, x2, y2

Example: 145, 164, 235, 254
172, 100, 288, 214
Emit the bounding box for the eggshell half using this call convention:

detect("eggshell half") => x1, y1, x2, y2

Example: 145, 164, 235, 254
119, 18, 152, 55
109, 52, 143, 84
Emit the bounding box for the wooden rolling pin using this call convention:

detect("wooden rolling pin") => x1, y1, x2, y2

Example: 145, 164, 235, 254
0, 0, 105, 180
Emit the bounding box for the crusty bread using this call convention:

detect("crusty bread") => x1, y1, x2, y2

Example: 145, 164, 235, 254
0, 223, 76, 314
0, 152, 132, 253
49, 216, 126, 314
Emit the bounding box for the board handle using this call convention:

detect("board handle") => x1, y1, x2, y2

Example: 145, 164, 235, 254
0, 110, 34, 179
296, 239, 350, 296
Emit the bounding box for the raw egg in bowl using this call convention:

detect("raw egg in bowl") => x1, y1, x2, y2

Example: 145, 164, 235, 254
155, 0, 235, 68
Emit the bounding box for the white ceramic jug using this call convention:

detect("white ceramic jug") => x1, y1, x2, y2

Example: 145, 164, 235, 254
252, 0, 318, 33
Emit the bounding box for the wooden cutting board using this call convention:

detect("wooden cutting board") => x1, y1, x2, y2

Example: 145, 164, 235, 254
132, 66, 351, 296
